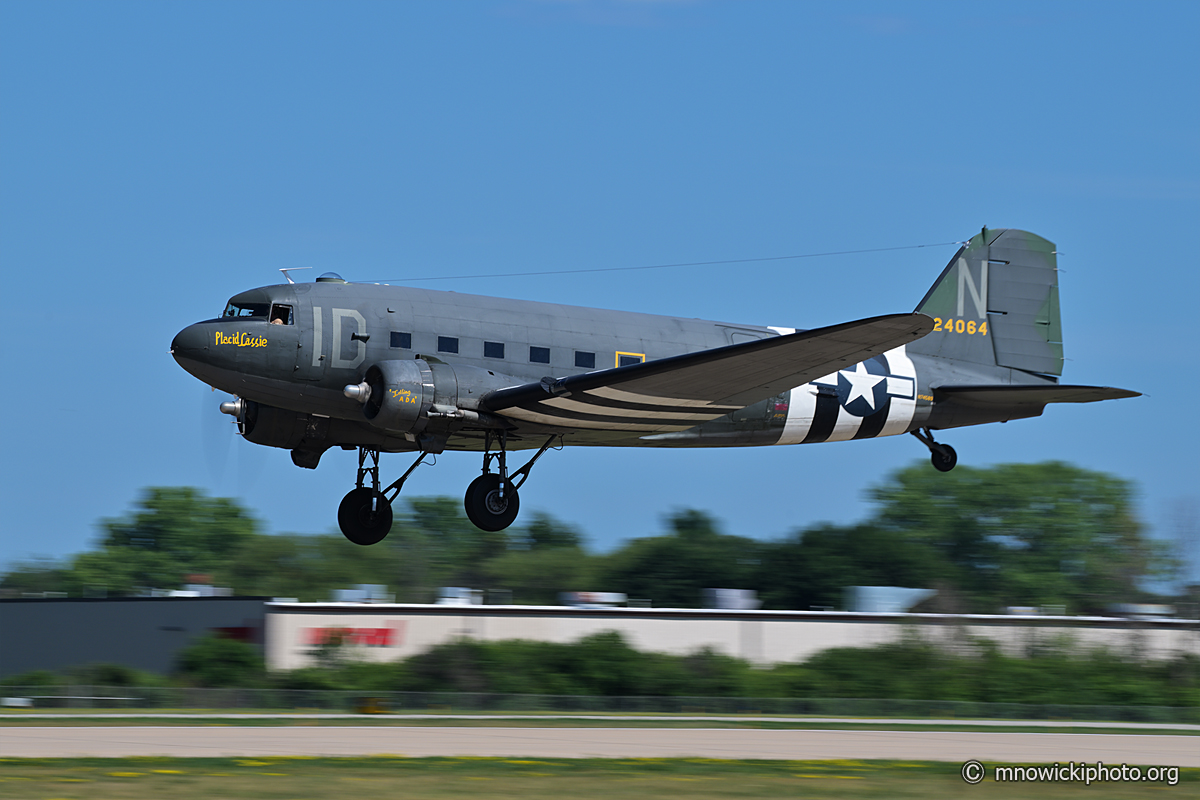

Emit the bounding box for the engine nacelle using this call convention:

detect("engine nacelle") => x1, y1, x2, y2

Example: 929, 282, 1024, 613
360, 359, 437, 433
239, 400, 311, 449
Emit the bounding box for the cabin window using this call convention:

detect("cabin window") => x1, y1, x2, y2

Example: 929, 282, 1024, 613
223, 301, 269, 318
391, 331, 412, 349
484, 341, 505, 359
269, 304, 293, 325
575, 351, 596, 369
529, 346, 550, 364
437, 336, 459, 354
616, 351, 645, 367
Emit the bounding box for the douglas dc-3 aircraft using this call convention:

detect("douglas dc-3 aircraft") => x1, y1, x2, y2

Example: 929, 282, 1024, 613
171, 228, 1138, 544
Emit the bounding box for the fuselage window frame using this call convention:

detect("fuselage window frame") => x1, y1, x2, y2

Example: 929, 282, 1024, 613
437, 336, 459, 354
616, 351, 645, 368
269, 304, 294, 326
529, 346, 550, 364
484, 341, 505, 359
575, 351, 596, 369
391, 331, 412, 349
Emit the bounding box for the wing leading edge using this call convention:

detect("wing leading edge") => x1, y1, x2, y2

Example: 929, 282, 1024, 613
481, 313, 935, 433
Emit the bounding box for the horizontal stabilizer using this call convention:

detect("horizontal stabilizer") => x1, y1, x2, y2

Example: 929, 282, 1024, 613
482, 313, 934, 432
935, 384, 1141, 408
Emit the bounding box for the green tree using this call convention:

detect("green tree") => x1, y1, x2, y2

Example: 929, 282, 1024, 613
757, 523, 940, 611
596, 510, 763, 608
67, 487, 260, 596
870, 462, 1173, 613
220, 532, 405, 601
484, 512, 593, 604
485, 546, 596, 605
175, 633, 265, 687
392, 497, 508, 594
0, 557, 74, 597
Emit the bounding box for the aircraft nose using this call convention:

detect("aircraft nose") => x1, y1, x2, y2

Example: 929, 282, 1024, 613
170, 323, 209, 363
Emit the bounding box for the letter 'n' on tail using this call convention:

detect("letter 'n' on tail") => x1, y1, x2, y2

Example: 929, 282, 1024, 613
909, 227, 1063, 378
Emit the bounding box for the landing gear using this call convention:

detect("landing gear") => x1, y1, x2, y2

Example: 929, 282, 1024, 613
930, 444, 958, 472
465, 473, 520, 532
464, 431, 559, 532
338, 487, 392, 545
337, 447, 432, 545
911, 428, 958, 472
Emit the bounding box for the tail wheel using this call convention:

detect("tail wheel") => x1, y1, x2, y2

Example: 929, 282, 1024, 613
931, 444, 958, 472
338, 487, 393, 545
464, 473, 520, 532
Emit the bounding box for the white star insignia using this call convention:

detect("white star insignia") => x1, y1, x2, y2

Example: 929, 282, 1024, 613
840, 362, 885, 410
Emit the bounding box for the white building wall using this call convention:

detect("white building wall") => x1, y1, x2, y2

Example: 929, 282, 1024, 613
264, 604, 1200, 672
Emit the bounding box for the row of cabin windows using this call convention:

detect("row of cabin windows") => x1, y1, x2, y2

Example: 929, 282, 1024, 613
389, 331, 642, 369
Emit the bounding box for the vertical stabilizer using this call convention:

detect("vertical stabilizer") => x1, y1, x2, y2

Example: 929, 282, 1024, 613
912, 228, 1063, 377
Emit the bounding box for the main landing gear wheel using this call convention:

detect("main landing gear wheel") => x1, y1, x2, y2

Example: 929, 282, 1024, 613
930, 444, 958, 472
911, 428, 958, 473
464, 473, 520, 532
338, 487, 393, 545
337, 447, 432, 545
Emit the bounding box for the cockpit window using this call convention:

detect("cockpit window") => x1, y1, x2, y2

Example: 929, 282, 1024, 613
223, 301, 270, 318
269, 304, 293, 325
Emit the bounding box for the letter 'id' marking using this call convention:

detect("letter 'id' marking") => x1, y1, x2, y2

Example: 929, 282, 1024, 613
311, 306, 324, 366
331, 308, 367, 369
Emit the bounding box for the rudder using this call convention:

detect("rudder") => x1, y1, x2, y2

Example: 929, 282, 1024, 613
910, 228, 1063, 377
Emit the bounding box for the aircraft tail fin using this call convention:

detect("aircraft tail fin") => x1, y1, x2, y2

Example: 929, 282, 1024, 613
910, 228, 1063, 377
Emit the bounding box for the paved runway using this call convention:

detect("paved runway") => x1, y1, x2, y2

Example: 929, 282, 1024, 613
6, 713, 1199, 730
4, 726, 1198, 765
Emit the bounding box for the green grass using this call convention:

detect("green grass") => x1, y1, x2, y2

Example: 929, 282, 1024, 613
0, 757, 1196, 799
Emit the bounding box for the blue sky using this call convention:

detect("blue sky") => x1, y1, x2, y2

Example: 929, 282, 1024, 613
2, 1, 1197, 580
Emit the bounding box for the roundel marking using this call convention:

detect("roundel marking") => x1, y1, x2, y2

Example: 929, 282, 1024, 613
836, 358, 889, 418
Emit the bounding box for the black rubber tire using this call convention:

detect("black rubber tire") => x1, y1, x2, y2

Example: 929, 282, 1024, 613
931, 444, 958, 473
464, 473, 520, 532
337, 487, 393, 545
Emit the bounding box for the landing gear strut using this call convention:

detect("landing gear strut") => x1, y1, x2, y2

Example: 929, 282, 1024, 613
337, 447, 432, 545
911, 427, 957, 472
464, 432, 558, 532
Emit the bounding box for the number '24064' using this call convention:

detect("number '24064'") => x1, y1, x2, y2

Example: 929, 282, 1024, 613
933, 318, 987, 335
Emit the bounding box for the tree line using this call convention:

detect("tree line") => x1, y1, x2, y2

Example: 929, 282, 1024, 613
0, 461, 1182, 615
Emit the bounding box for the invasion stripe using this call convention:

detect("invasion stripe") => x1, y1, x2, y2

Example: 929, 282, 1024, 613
541, 397, 720, 421
852, 352, 893, 441
802, 394, 841, 444
585, 386, 742, 410
501, 407, 694, 432
550, 393, 743, 416
853, 399, 891, 440
518, 401, 714, 427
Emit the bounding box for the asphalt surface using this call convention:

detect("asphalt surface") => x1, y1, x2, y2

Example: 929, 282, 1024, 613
4, 726, 1198, 765
3, 713, 1199, 731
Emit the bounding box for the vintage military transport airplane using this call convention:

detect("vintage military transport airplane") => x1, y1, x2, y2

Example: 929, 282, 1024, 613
171, 228, 1138, 544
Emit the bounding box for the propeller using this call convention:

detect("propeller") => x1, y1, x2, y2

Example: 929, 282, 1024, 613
198, 387, 267, 494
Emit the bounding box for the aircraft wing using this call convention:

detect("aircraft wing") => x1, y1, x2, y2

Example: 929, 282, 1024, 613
480, 313, 934, 432
934, 384, 1141, 407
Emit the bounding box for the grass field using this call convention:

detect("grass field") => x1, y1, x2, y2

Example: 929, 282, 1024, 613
0, 757, 1196, 800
